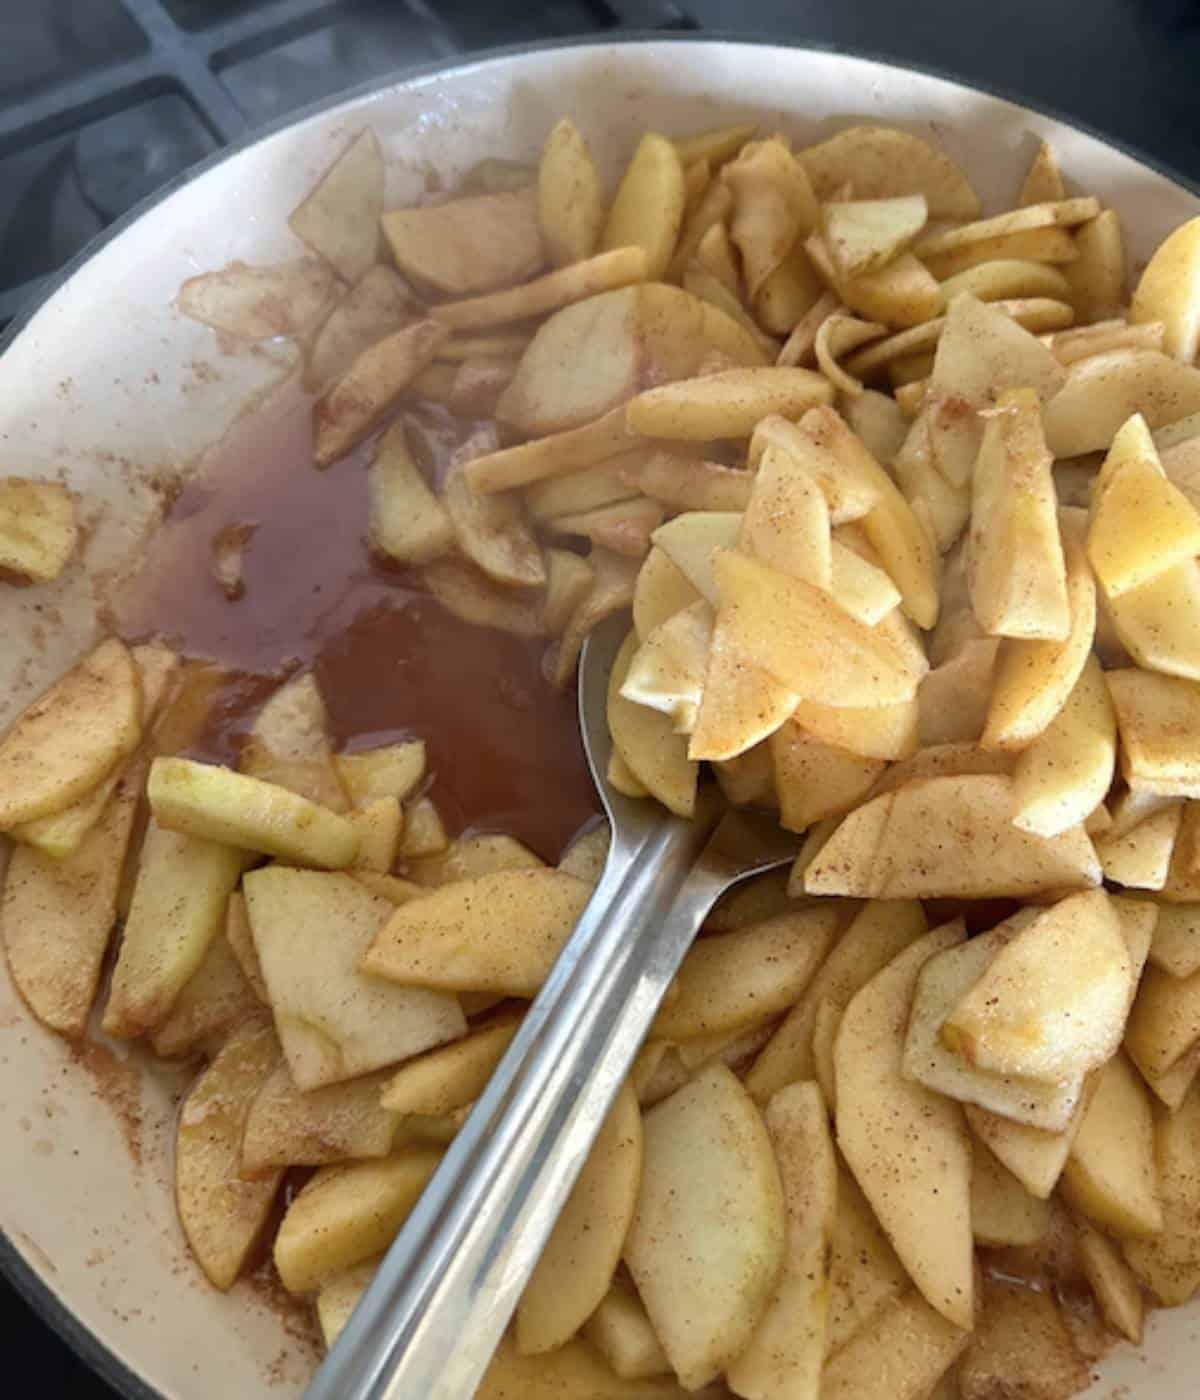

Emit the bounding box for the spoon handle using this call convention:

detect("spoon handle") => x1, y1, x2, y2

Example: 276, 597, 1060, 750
305, 812, 728, 1400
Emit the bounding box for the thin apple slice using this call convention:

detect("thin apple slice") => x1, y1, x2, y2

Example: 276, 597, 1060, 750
941, 890, 1132, 1084
651, 905, 838, 1042
517, 1082, 642, 1355
624, 1064, 786, 1390
1061, 1053, 1162, 1238
0, 637, 141, 828
243, 867, 465, 1090
726, 1081, 837, 1400
836, 924, 974, 1328
363, 869, 590, 998
102, 819, 246, 1039
806, 774, 1100, 900
240, 1062, 400, 1178
274, 1147, 442, 1293
3, 755, 144, 1037
607, 629, 698, 817
176, 1015, 282, 1290
901, 915, 1088, 1133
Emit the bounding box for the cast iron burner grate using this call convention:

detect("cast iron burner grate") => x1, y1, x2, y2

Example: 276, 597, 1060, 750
0, 0, 696, 330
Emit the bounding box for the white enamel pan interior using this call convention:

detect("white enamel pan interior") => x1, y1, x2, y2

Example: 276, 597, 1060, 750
0, 35, 1196, 1400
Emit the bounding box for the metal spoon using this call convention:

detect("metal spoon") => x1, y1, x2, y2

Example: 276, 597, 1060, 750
305, 610, 798, 1400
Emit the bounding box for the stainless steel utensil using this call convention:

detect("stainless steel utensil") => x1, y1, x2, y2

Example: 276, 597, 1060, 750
305, 609, 798, 1400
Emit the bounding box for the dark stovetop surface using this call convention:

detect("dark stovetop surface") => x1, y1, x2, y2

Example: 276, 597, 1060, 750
4, 0, 1200, 1395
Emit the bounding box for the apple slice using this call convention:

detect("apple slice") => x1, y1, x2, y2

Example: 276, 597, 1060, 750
517, 1082, 642, 1355
175, 1015, 282, 1290
363, 868, 590, 998
726, 1081, 837, 1400
274, 1147, 442, 1293
624, 1064, 786, 1389
902, 914, 1088, 1133
240, 1062, 400, 1178
1131, 213, 1200, 360
0, 637, 141, 828
244, 867, 465, 1090
1062, 1053, 1162, 1238
941, 890, 1132, 1084
836, 924, 974, 1328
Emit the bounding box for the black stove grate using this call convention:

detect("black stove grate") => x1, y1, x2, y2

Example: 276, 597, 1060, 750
0, 0, 694, 329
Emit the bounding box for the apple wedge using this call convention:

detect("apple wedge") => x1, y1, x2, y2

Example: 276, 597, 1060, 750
496, 282, 766, 437
0, 477, 78, 583
288, 128, 383, 283
957, 1280, 1088, 1400
964, 1092, 1092, 1201
982, 508, 1097, 751
367, 420, 455, 567
582, 1281, 671, 1381
313, 319, 447, 466
689, 625, 799, 768
0, 637, 141, 829
307, 265, 415, 392
381, 187, 542, 296
149, 756, 358, 869
824, 1167, 910, 1357
651, 905, 838, 1042
649, 511, 742, 609
243, 867, 465, 1089
2, 755, 143, 1037
740, 443, 832, 591
799, 126, 980, 220
150, 929, 260, 1060
1089, 414, 1200, 598
902, 914, 1088, 1133
1061, 1052, 1162, 1238
607, 629, 698, 817
624, 1063, 786, 1390
1041, 347, 1200, 457
1124, 961, 1200, 1080
600, 133, 685, 281
746, 900, 927, 1106
726, 1081, 837, 1400
968, 388, 1068, 640
1122, 1079, 1200, 1304
274, 1147, 442, 1293
821, 1289, 969, 1400
315, 1259, 379, 1349
363, 868, 590, 997
239, 671, 349, 813
822, 194, 927, 280
806, 773, 1100, 900
769, 719, 886, 831
175, 1015, 282, 1290
1075, 1217, 1144, 1343
971, 1142, 1051, 1247
517, 1082, 642, 1355
240, 1063, 400, 1178
620, 602, 713, 735
1011, 655, 1116, 838
835, 924, 974, 1329
712, 550, 922, 709
1107, 667, 1200, 796
379, 1016, 520, 1117
1131, 213, 1200, 360
537, 117, 604, 267
477, 1334, 684, 1400
102, 819, 246, 1039
940, 890, 1133, 1084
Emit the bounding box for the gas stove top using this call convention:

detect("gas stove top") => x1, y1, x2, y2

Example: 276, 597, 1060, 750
6, 0, 1200, 1396
0, 0, 693, 331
